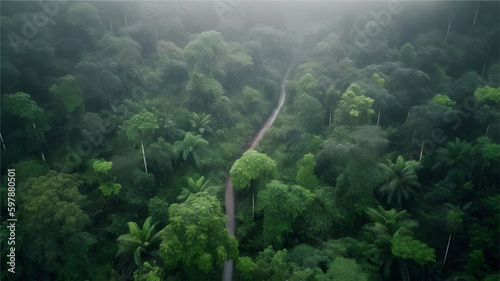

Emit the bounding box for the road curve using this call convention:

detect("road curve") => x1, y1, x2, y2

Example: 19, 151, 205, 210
222, 68, 292, 281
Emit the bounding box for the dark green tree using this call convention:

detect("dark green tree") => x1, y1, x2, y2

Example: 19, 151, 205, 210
117, 217, 165, 278
398, 43, 416, 68
378, 156, 422, 207
183, 30, 229, 78
175, 132, 210, 169
20, 171, 94, 276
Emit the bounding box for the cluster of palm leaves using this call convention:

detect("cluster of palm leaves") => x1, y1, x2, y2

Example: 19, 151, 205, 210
116, 217, 165, 278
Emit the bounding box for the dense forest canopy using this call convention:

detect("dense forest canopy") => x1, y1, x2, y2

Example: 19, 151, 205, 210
1, 1, 499, 281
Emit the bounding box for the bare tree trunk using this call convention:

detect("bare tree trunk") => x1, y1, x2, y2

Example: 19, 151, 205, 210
377, 109, 381, 126
469, 3, 479, 38
124, 10, 128, 27
141, 138, 148, 173
252, 190, 255, 219
109, 16, 114, 34
419, 141, 424, 163
443, 233, 452, 268
481, 48, 490, 79
155, 26, 159, 41
445, 9, 453, 42
485, 124, 490, 136
0, 133, 6, 149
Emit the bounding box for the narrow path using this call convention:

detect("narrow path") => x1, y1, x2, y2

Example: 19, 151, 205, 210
222, 68, 291, 281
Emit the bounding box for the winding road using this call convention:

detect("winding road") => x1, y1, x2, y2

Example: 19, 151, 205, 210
222, 68, 292, 281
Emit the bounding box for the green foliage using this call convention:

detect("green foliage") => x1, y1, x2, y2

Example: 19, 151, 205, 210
474, 86, 500, 103
295, 93, 324, 134
185, 71, 224, 110
334, 84, 375, 127
230, 52, 254, 66
258, 180, 315, 247
230, 150, 277, 191
241, 86, 266, 114
117, 217, 165, 277
177, 176, 219, 202
49, 75, 84, 113
431, 94, 455, 107
371, 73, 386, 87
161, 192, 238, 273
295, 153, 318, 190
295, 73, 320, 98
190, 112, 212, 135
175, 132, 210, 169
183, 30, 229, 77
3, 92, 44, 120
316, 257, 368, 281
378, 156, 421, 207
432, 138, 472, 170
253, 246, 290, 281
125, 110, 159, 146
134, 262, 162, 281
236, 257, 258, 280
364, 206, 418, 239
398, 43, 416, 68
20, 171, 93, 274
390, 235, 436, 266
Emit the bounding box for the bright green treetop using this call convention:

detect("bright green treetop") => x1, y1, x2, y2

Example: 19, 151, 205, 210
161, 192, 238, 273
431, 94, 456, 107
125, 110, 159, 146
230, 150, 277, 191
92, 160, 122, 196
391, 235, 436, 266
474, 86, 500, 103
334, 84, 375, 127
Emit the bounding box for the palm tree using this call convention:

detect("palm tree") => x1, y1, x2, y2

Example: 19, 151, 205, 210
432, 138, 472, 182
177, 176, 219, 201
190, 112, 213, 135
175, 132, 209, 169
364, 206, 418, 280
378, 156, 421, 207
116, 217, 164, 278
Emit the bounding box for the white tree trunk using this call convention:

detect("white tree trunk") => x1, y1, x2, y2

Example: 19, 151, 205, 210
377, 109, 381, 126
419, 141, 424, 163
443, 233, 452, 268
141, 138, 148, 173
469, 3, 479, 38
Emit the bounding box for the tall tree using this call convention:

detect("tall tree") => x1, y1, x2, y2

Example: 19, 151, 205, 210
230, 150, 277, 217
125, 110, 159, 173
